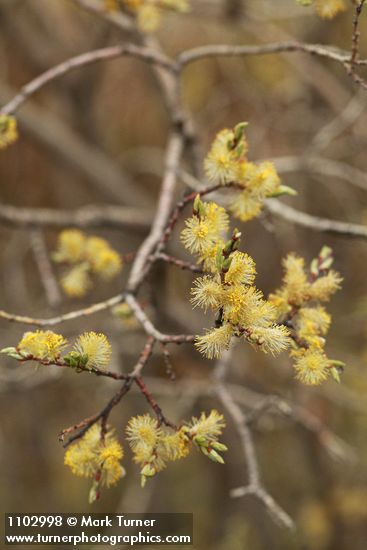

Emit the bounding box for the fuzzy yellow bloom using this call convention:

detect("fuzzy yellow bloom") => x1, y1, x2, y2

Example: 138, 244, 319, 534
309, 271, 343, 302
126, 414, 163, 456
90, 248, 122, 279
314, 0, 346, 19
18, 330, 67, 361
204, 142, 239, 184
188, 410, 225, 440
247, 325, 291, 355
282, 253, 311, 306
228, 162, 283, 222
198, 241, 225, 273
0, 114, 18, 149
190, 275, 223, 311
224, 251, 256, 286
296, 306, 331, 345
229, 190, 263, 222
293, 348, 331, 385
160, 430, 191, 462
195, 323, 234, 359
112, 303, 140, 328
98, 441, 125, 487
248, 161, 281, 198
224, 286, 275, 327
61, 263, 91, 298
137, 4, 161, 31
126, 415, 191, 485
53, 230, 86, 264
204, 202, 230, 233
181, 217, 212, 254
64, 424, 125, 487
74, 332, 112, 369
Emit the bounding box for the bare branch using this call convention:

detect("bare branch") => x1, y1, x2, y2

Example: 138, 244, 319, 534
0, 203, 153, 231
266, 199, 367, 240
1, 44, 176, 116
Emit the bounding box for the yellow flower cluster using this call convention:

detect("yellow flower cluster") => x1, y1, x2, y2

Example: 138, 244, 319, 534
269, 246, 343, 385
105, 0, 189, 32
2, 330, 112, 371
64, 424, 125, 501
126, 409, 226, 486
53, 230, 122, 298
73, 332, 112, 370
296, 0, 346, 19
112, 303, 140, 329
17, 330, 67, 361
126, 414, 190, 486
0, 114, 18, 150
181, 197, 291, 359
204, 123, 296, 222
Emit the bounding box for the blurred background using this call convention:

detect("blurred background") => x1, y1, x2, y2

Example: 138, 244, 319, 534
1, 0, 367, 548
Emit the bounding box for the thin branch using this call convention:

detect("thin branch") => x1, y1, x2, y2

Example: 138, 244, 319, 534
0, 292, 125, 326
126, 131, 184, 292
1, 44, 177, 115
156, 252, 204, 273
266, 199, 367, 240
125, 294, 195, 344
214, 381, 294, 530
178, 41, 366, 68
30, 229, 62, 309
0, 203, 153, 231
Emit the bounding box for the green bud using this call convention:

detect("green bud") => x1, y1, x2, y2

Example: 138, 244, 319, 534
310, 258, 319, 278
193, 435, 208, 447
319, 246, 333, 261
222, 257, 233, 272
80, 354, 89, 366
216, 246, 224, 272
207, 449, 225, 464
193, 194, 202, 215
141, 464, 156, 478
330, 359, 346, 371
1, 347, 17, 354
319, 257, 333, 271
88, 480, 99, 504
211, 441, 228, 452
233, 122, 248, 142
330, 367, 341, 384
270, 185, 297, 198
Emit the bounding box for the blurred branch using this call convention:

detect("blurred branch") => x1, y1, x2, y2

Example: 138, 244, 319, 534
0, 203, 153, 231
178, 41, 367, 68
272, 155, 367, 193
1, 44, 176, 116
29, 229, 62, 310
213, 351, 295, 530
0, 83, 145, 205
266, 199, 367, 240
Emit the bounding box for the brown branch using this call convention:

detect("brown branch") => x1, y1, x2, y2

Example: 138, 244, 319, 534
0, 203, 153, 231
156, 252, 204, 273
266, 199, 367, 240
60, 336, 156, 447
1, 44, 177, 115
212, 354, 295, 530
125, 294, 196, 344
30, 229, 62, 310
178, 41, 366, 68
0, 292, 125, 326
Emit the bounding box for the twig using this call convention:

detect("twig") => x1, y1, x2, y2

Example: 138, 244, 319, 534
0, 203, 153, 230
266, 199, 367, 240
1, 44, 177, 115
30, 229, 62, 309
